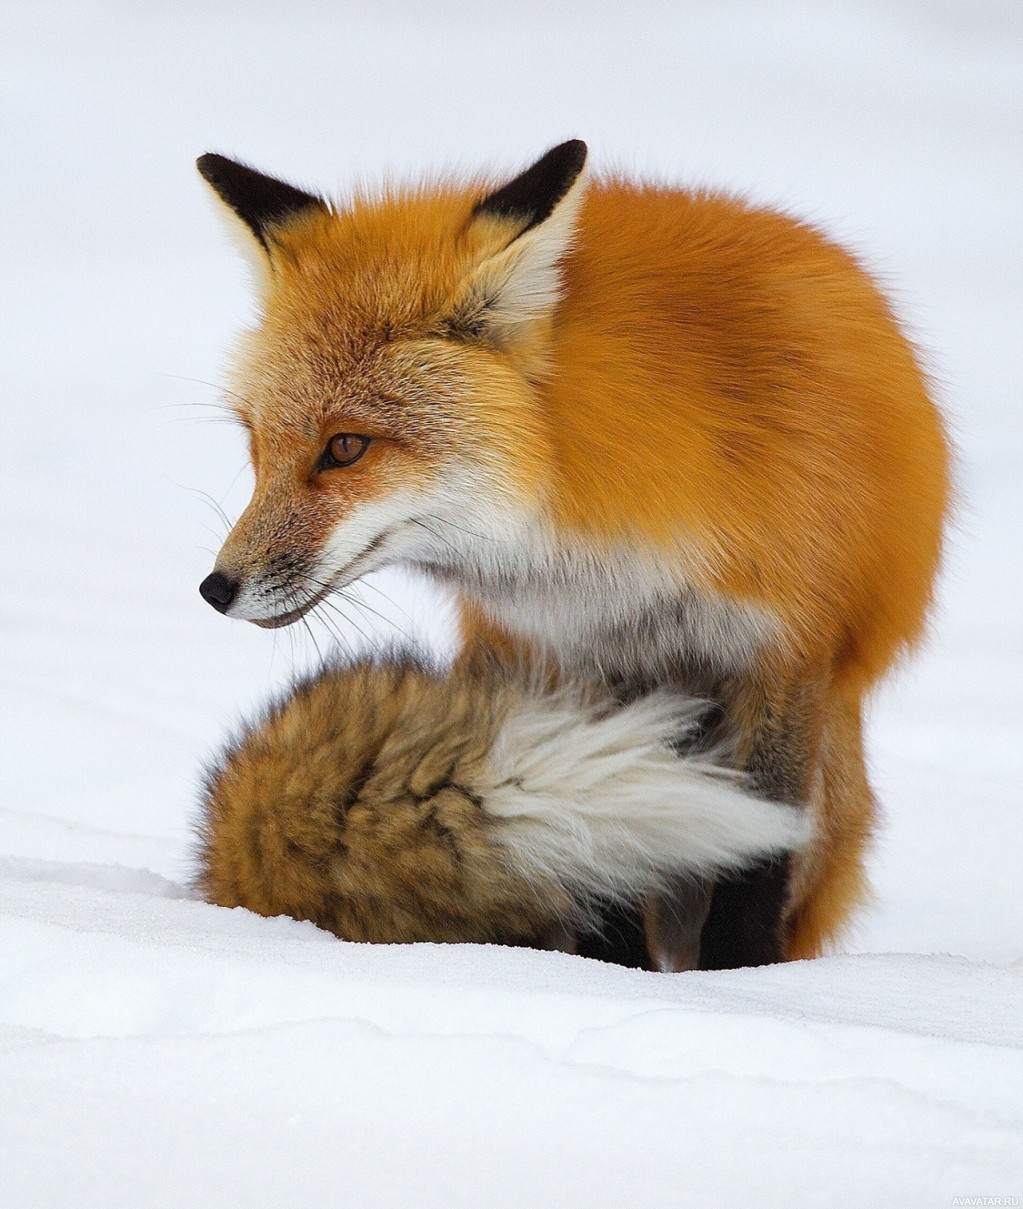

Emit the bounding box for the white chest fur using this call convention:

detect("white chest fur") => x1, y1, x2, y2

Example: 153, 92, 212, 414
414, 510, 778, 686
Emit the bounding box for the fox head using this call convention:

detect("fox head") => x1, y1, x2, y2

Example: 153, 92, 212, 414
196, 141, 588, 626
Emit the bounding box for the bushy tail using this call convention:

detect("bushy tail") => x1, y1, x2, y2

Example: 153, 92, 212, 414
196, 651, 808, 946
483, 687, 809, 919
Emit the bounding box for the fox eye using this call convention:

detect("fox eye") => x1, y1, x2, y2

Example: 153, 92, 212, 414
320, 433, 370, 470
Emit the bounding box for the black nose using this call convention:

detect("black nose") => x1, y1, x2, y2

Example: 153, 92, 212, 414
199, 571, 238, 614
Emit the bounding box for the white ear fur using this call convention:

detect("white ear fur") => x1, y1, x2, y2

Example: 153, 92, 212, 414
468, 164, 588, 340
200, 179, 273, 299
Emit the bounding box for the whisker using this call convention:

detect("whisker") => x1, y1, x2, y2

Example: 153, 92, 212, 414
354, 576, 417, 626
153, 373, 256, 411
185, 487, 233, 534
223, 462, 252, 499
421, 513, 503, 545
280, 575, 349, 661
299, 610, 325, 666
166, 415, 243, 428
408, 517, 461, 558
287, 568, 380, 653
311, 603, 358, 658
312, 589, 365, 657
295, 574, 389, 645
151, 400, 235, 413
168, 480, 235, 535
295, 576, 372, 647
338, 589, 415, 645
316, 596, 372, 647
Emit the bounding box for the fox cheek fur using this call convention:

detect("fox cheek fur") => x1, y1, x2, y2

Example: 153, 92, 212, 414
201, 339, 553, 625
195, 140, 951, 969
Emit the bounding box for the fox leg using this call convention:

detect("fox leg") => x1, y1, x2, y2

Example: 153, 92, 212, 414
576, 902, 656, 969
697, 860, 792, 968
785, 682, 875, 959
642, 875, 715, 971
695, 672, 826, 969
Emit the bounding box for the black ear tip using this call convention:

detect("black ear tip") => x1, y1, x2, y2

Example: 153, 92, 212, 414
474, 139, 589, 232
196, 152, 235, 184
194, 153, 324, 243
557, 139, 588, 170
534, 140, 588, 182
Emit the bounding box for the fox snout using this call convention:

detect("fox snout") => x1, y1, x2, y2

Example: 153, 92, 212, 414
197, 478, 431, 628
198, 540, 334, 629
195, 452, 369, 626
197, 495, 329, 628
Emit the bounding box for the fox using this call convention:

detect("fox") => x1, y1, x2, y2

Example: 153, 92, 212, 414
195, 139, 950, 970
195, 650, 806, 953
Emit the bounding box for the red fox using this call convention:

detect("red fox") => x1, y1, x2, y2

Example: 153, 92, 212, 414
196, 651, 806, 953
196, 140, 950, 969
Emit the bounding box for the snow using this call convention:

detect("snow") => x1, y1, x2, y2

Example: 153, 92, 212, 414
1, 1, 1021, 1204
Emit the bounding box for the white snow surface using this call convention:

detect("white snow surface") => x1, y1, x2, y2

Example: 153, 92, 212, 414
1, 2, 1021, 1205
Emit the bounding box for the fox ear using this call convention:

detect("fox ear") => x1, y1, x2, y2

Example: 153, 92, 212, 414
473, 139, 588, 237
196, 153, 326, 253
454, 140, 588, 346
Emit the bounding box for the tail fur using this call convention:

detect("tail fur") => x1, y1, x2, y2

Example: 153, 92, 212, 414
486, 688, 807, 925
195, 652, 807, 946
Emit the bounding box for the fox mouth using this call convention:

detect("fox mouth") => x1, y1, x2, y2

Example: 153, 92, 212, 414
250, 592, 331, 629
249, 527, 398, 629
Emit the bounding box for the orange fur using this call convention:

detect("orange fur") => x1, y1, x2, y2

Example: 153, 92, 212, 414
545, 186, 948, 687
